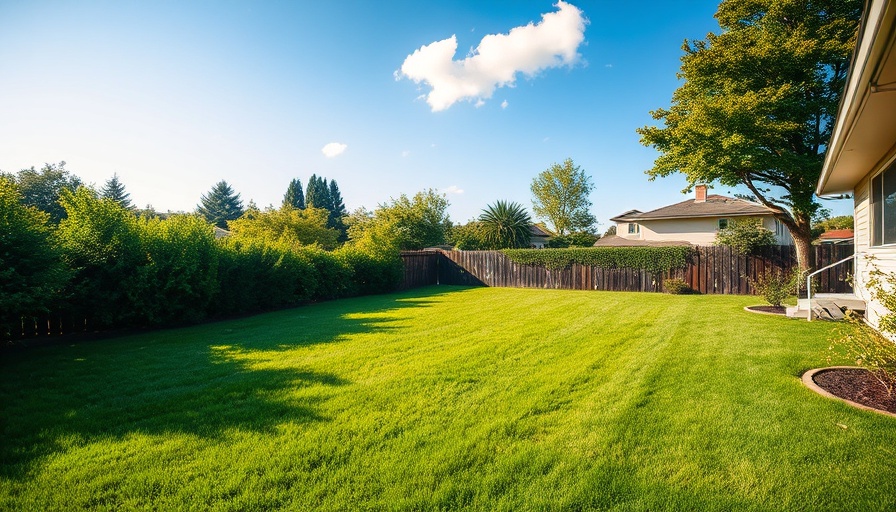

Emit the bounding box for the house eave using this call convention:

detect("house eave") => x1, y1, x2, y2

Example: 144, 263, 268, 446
818, 0, 896, 196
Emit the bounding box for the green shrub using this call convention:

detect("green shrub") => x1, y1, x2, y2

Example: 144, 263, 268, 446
546, 232, 598, 248
336, 246, 403, 296
748, 269, 792, 307
503, 247, 693, 274
715, 218, 776, 255
130, 214, 219, 325
829, 311, 896, 396
663, 278, 693, 295
0, 177, 70, 337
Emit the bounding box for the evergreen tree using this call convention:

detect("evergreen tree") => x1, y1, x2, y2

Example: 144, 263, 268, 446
282, 178, 305, 209
100, 173, 133, 209
479, 201, 532, 249
328, 179, 347, 240
197, 180, 244, 228
305, 174, 333, 211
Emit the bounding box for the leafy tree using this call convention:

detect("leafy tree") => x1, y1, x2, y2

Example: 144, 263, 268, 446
603, 225, 617, 237
448, 221, 489, 250
547, 231, 600, 248
197, 180, 244, 228
283, 178, 305, 209
637, 0, 861, 271
715, 218, 777, 254
100, 173, 133, 209
531, 158, 596, 235
0, 177, 69, 336
478, 201, 532, 249
5, 162, 82, 223
227, 206, 340, 250
814, 215, 853, 231
347, 189, 451, 253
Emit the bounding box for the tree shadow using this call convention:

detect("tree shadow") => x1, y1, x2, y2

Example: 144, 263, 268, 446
0, 286, 465, 481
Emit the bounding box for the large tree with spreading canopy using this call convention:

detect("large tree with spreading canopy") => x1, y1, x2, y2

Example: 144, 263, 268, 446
637, 0, 861, 271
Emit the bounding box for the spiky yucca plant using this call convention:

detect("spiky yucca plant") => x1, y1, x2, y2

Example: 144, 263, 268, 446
479, 201, 532, 249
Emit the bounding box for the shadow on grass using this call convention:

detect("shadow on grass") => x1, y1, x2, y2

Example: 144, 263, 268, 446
0, 285, 467, 481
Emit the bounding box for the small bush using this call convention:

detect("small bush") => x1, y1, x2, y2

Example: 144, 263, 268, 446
663, 278, 693, 294
829, 311, 896, 396
749, 269, 792, 307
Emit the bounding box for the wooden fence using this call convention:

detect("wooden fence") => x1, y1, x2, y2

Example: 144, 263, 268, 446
400, 245, 855, 295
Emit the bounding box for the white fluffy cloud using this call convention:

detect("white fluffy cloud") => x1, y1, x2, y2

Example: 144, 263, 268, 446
442, 185, 464, 195
398, 1, 586, 111
321, 142, 347, 157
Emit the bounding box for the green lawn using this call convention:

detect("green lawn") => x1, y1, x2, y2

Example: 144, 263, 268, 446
2, 286, 895, 511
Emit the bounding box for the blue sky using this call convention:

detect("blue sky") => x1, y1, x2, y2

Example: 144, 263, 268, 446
0, 0, 851, 229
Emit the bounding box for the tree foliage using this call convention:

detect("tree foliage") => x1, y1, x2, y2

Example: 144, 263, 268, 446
56, 187, 144, 327
531, 158, 595, 235
448, 221, 489, 250
347, 190, 451, 253
814, 214, 853, 231
283, 178, 305, 210
547, 231, 599, 248
637, 0, 862, 270
478, 201, 532, 249
715, 218, 777, 254
197, 180, 244, 228
4, 162, 83, 223
0, 177, 70, 335
227, 206, 340, 250
100, 173, 133, 210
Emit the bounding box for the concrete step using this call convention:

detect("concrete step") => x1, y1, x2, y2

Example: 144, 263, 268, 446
816, 299, 845, 320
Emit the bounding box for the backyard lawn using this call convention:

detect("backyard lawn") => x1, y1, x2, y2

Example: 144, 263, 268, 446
2, 286, 895, 511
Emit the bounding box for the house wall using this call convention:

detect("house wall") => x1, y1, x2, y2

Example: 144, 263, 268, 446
618, 215, 792, 246
852, 152, 896, 329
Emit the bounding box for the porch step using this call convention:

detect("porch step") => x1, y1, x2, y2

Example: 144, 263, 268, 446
786, 294, 865, 321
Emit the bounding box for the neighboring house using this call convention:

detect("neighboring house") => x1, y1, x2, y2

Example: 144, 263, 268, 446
604, 185, 792, 246
817, 229, 855, 245
213, 226, 231, 239
529, 224, 553, 248
816, 0, 896, 329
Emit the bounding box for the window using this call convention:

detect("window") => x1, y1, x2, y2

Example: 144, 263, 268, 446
871, 161, 896, 246
628, 223, 639, 234
774, 219, 784, 237
718, 218, 728, 230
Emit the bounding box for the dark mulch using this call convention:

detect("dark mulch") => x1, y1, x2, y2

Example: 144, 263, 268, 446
745, 305, 787, 315
813, 368, 896, 414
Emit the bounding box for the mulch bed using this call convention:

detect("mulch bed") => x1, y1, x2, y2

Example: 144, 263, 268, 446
813, 368, 896, 414
744, 305, 787, 315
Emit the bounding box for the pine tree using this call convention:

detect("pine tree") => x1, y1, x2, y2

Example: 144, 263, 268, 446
328, 179, 348, 241
282, 178, 305, 209
197, 180, 244, 228
100, 173, 133, 209
305, 174, 332, 211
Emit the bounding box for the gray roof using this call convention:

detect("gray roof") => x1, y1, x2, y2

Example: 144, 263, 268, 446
610, 195, 774, 222
530, 224, 553, 237
593, 235, 693, 247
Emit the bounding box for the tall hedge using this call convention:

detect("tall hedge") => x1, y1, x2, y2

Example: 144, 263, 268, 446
502, 247, 694, 274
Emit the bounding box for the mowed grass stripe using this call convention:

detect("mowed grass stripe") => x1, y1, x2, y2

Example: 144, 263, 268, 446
2, 286, 895, 511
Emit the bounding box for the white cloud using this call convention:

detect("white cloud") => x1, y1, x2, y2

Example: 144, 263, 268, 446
501, 100, 508, 109
401, 150, 410, 157
398, 1, 586, 111
321, 142, 347, 158
442, 185, 464, 195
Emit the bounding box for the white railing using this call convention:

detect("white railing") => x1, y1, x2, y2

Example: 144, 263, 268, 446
806, 253, 858, 322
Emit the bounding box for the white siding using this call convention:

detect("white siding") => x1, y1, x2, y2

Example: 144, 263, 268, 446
852, 159, 896, 330
635, 215, 791, 246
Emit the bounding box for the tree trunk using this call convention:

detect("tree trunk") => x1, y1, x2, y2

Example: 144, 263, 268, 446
791, 224, 815, 276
